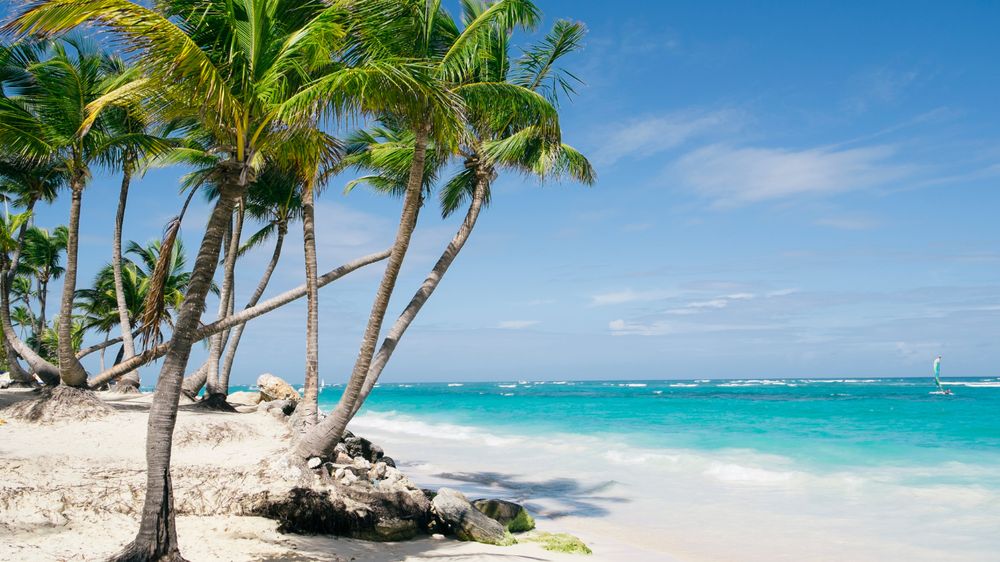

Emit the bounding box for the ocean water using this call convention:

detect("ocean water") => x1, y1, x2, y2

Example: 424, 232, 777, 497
319, 378, 1000, 480
305, 377, 1000, 560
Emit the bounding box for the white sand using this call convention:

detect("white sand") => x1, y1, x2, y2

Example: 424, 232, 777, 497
0, 390, 616, 562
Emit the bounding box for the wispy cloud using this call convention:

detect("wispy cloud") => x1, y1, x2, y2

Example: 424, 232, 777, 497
590, 289, 676, 306
844, 67, 920, 113
672, 143, 913, 206
608, 318, 777, 336
595, 108, 745, 167
497, 320, 541, 330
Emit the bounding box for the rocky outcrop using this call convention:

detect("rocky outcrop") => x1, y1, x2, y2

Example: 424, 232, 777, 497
432, 488, 513, 546
343, 435, 384, 464
473, 499, 535, 532
256, 373, 300, 402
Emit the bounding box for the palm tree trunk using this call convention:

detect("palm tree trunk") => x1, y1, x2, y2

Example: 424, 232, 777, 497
295, 187, 320, 431
109, 182, 241, 562
180, 364, 208, 401
205, 202, 243, 400
294, 125, 430, 461
57, 183, 89, 387
113, 167, 141, 393
87, 248, 390, 389
2, 329, 33, 386
37, 277, 47, 350
349, 174, 489, 419
218, 225, 285, 392
0, 257, 60, 385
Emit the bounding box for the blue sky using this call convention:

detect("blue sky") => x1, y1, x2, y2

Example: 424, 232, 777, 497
8, 1, 1000, 383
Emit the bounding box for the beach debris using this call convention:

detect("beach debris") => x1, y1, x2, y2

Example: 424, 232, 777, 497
522, 532, 592, 555
432, 488, 515, 546
4, 385, 114, 424
472, 499, 536, 532
256, 373, 301, 402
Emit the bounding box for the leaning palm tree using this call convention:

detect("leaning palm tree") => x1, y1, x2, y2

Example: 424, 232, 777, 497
291, 0, 558, 461
9, 0, 453, 558
346, 16, 594, 418
20, 224, 67, 347
0, 209, 49, 384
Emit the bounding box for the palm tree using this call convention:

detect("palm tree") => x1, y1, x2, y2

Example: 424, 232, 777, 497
21, 225, 67, 348
0, 209, 52, 384
346, 17, 595, 418
0, 36, 129, 387
99, 61, 174, 393
8, 0, 445, 557
292, 0, 558, 461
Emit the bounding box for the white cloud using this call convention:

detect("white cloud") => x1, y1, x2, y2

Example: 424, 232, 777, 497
673, 143, 912, 205
498, 320, 541, 330
595, 108, 745, 167
609, 318, 775, 336
590, 289, 676, 306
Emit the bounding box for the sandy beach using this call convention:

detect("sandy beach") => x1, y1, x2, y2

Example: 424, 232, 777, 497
0, 389, 635, 562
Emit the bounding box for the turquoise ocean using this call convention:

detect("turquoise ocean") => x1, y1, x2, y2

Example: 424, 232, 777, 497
310, 377, 1000, 484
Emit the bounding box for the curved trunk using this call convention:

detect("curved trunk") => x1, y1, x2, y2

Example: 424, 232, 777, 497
295, 188, 320, 431
57, 184, 89, 387
205, 203, 243, 399
113, 168, 141, 392
180, 364, 209, 401
350, 174, 488, 419
218, 225, 285, 392
109, 182, 241, 562
86, 248, 391, 389
295, 125, 430, 460
3, 335, 33, 385
0, 259, 60, 385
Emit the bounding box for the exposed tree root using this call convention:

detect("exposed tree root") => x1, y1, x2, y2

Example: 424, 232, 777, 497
106, 540, 189, 562
192, 393, 237, 413
113, 382, 141, 394
4, 385, 114, 423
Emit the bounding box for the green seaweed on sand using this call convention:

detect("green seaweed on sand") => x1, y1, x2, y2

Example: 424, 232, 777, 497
524, 532, 592, 555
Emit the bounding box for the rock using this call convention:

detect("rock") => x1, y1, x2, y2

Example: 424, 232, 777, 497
251, 486, 432, 542
257, 373, 301, 402
257, 399, 296, 417
343, 436, 384, 463
340, 471, 359, 486
432, 488, 513, 546
472, 499, 535, 532
369, 462, 388, 480
335, 451, 353, 465
226, 391, 260, 406
307, 457, 322, 469
381, 456, 396, 468
352, 457, 372, 471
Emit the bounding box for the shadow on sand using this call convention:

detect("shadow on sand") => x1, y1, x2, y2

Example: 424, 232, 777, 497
428, 470, 629, 519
